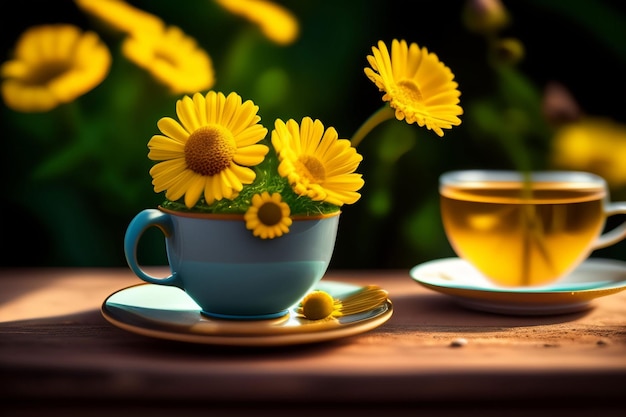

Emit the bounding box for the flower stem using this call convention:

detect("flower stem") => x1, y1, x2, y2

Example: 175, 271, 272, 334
350, 105, 396, 147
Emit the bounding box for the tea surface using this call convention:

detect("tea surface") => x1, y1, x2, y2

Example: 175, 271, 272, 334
440, 181, 606, 286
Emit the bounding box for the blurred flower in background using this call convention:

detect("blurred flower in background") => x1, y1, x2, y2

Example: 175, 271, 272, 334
1, 24, 111, 112
1, 0, 625, 268
542, 80, 626, 195
76, 0, 215, 94
75, 0, 164, 35
214, 0, 299, 46
462, 0, 510, 35
122, 24, 215, 94
551, 117, 626, 191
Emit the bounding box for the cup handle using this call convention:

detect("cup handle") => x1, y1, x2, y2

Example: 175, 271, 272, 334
124, 209, 183, 287
594, 202, 626, 249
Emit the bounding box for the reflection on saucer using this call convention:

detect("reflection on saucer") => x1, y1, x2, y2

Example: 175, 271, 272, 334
409, 257, 626, 315
101, 280, 393, 346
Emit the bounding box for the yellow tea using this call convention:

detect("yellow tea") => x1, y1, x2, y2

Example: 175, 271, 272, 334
440, 181, 606, 287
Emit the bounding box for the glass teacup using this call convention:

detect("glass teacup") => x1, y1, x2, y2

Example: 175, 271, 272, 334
439, 170, 626, 287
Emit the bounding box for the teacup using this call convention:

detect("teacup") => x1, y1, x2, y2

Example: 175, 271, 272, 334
439, 170, 626, 287
124, 207, 340, 319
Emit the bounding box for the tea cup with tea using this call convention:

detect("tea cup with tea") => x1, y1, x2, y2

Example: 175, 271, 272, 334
439, 170, 626, 287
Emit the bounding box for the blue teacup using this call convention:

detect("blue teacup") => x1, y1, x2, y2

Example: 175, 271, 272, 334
124, 207, 340, 319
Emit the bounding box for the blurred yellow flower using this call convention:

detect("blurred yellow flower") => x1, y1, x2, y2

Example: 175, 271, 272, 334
1, 24, 111, 113
244, 192, 292, 239
215, 0, 299, 45
76, 0, 214, 94
551, 117, 626, 188
271, 117, 364, 206
148, 91, 269, 208
364, 39, 463, 139
74, 0, 164, 35
122, 24, 215, 94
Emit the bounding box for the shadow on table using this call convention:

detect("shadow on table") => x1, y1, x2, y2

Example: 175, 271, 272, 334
388, 292, 593, 328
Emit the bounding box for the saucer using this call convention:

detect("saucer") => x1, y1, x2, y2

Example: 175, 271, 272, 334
409, 257, 626, 315
101, 280, 392, 346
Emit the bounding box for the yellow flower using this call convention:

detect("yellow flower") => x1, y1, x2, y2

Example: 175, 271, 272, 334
74, 0, 164, 35
122, 25, 215, 94
364, 39, 463, 138
148, 91, 269, 208
244, 192, 292, 239
271, 117, 364, 206
551, 117, 626, 189
214, 0, 299, 45
296, 285, 388, 320
1, 24, 111, 113
297, 290, 342, 320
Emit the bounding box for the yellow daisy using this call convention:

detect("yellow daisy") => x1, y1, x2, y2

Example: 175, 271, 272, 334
74, 0, 164, 35
122, 25, 215, 94
296, 285, 388, 320
271, 117, 364, 206
214, 0, 299, 45
1, 24, 111, 113
244, 192, 293, 239
148, 91, 269, 208
364, 39, 463, 137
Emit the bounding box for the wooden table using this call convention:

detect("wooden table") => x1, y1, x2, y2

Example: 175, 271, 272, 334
1, 267, 625, 416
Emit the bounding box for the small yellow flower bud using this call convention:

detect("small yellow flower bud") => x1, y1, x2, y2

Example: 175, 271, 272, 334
491, 37, 525, 66
300, 291, 336, 320
463, 0, 510, 34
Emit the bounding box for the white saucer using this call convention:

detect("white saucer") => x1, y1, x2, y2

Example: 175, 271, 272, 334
409, 257, 626, 315
101, 280, 392, 346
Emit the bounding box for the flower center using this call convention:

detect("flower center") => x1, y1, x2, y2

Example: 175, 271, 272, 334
185, 125, 236, 176
27, 61, 70, 85
302, 291, 335, 320
396, 79, 423, 103
155, 49, 178, 69
257, 202, 283, 226
296, 155, 326, 183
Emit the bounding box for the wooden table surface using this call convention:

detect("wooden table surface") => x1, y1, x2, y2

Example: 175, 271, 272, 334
1, 267, 625, 416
